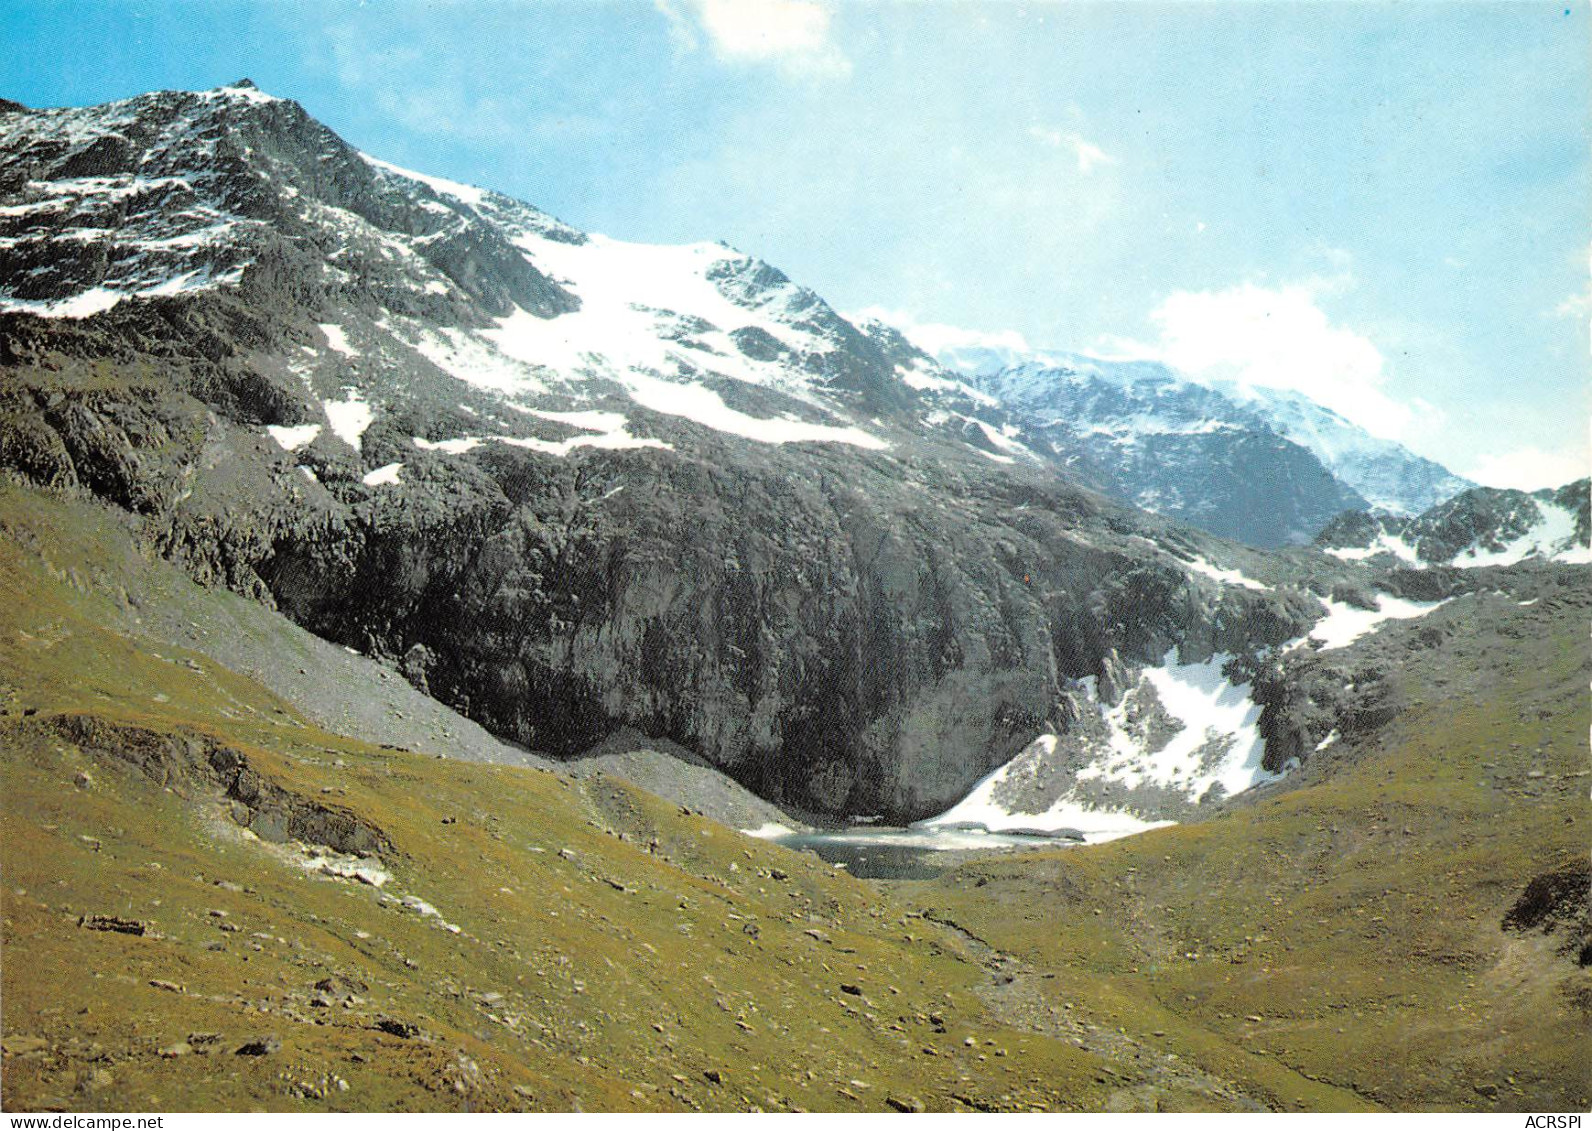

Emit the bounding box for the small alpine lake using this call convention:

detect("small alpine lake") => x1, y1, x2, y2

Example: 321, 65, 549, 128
765, 825, 1084, 880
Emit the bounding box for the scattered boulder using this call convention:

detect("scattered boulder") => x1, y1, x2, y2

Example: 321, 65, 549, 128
234, 1036, 281, 1057
78, 914, 147, 935
315, 974, 369, 997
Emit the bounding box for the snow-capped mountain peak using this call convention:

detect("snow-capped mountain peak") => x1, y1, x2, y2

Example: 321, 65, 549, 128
1217, 381, 1472, 515
912, 340, 1475, 542
0, 83, 912, 455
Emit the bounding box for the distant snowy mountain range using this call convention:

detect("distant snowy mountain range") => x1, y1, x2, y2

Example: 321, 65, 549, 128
1315, 480, 1591, 568
914, 341, 1476, 546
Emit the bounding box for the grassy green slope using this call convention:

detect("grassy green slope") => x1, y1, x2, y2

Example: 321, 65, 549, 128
917, 584, 1591, 1111
0, 484, 1234, 1113
3, 483, 1582, 1112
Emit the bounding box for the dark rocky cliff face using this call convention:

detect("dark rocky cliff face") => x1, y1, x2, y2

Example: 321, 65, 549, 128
0, 84, 1425, 821
0, 311, 1325, 819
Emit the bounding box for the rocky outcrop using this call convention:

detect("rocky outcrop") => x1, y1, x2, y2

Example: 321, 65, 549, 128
1407, 487, 1545, 562
1251, 653, 1401, 770
41, 713, 391, 856
1503, 857, 1591, 967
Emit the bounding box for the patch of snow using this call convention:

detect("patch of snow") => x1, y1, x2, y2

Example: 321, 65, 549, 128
412, 411, 671, 459
617, 371, 887, 450
971, 417, 1031, 460
0, 286, 126, 319
319, 322, 360, 358
1314, 730, 1341, 753
266, 423, 321, 451
1083, 656, 1282, 798
1451, 503, 1586, 567
391, 893, 462, 934
361, 153, 487, 207
1078, 415, 1237, 440
503, 233, 822, 376
519, 407, 629, 432
297, 465, 318, 483
1181, 554, 1270, 591
1292, 594, 1446, 652
924, 737, 1176, 844
1323, 531, 1422, 565
205, 83, 283, 107
399, 320, 551, 396
361, 462, 403, 486
413, 435, 483, 455
323, 390, 373, 451
894, 361, 999, 406
0, 244, 247, 319
496, 428, 670, 457
365, 225, 888, 447
924, 654, 1288, 842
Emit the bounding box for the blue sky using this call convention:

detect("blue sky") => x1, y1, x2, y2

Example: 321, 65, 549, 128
2, 0, 1587, 487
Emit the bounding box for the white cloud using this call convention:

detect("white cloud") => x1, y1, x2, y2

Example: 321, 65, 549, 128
1544, 244, 1591, 359
659, 0, 850, 78
1304, 246, 1356, 296
324, 29, 529, 145
1071, 138, 1114, 175
655, 0, 700, 52
1554, 285, 1590, 322
1086, 332, 1161, 361
1146, 282, 1413, 440
1027, 126, 1116, 174
847, 305, 1031, 357
1558, 291, 1592, 316
1463, 445, 1589, 491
